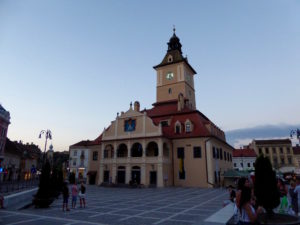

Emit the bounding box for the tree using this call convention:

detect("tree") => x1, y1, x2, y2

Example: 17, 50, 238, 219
33, 160, 54, 208
254, 155, 280, 215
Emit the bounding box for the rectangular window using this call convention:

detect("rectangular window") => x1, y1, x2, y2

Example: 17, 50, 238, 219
224, 151, 227, 161
93, 151, 98, 161
272, 148, 276, 154
74, 150, 77, 156
288, 157, 292, 164
177, 147, 184, 159
73, 160, 76, 166
193, 147, 201, 158
160, 120, 169, 127
247, 163, 250, 167
259, 148, 262, 154
234, 163, 237, 167
287, 147, 290, 154
213, 147, 216, 158
104, 149, 109, 158
240, 162, 243, 168
216, 148, 219, 159
274, 157, 278, 165
280, 148, 283, 154
265, 148, 269, 154
281, 157, 284, 164
220, 148, 223, 160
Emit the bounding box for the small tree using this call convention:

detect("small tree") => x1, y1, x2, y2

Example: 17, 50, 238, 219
254, 155, 280, 215
34, 160, 54, 208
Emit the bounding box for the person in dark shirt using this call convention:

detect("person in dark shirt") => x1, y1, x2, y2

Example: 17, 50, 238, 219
62, 182, 70, 211
79, 182, 86, 208
229, 185, 236, 202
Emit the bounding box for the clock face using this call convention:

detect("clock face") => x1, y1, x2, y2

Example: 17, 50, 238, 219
166, 72, 174, 80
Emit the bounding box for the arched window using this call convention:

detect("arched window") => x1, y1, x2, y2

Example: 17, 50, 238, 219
185, 120, 192, 133
146, 141, 158, 157
131, 143, 143, 157
104, 144, 114, 158
117, 143, 128, 158
175, 121, 181, 134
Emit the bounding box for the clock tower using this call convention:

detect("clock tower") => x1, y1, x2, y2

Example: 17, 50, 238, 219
153, 28, 197, 109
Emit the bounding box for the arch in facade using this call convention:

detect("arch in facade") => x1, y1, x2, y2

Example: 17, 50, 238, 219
131, 142, 143, 157
104, 144, 114, 158
117, 143, 128, 158
146, 141, 158, 157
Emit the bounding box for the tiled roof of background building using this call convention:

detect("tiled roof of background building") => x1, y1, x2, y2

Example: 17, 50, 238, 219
233, 148, 257, 157
254, 139, 291, 145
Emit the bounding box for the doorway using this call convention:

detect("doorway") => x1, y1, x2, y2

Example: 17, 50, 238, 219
103, 170, 109, 183
149, 171, 157, 186
131, 166, 141, 184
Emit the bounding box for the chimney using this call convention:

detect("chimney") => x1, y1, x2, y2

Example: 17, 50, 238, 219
134, 101, 140, 112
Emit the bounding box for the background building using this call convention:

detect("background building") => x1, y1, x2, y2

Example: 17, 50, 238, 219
0, 104, 10, 175
232, 148, 256, 171
249, 139, 296, 173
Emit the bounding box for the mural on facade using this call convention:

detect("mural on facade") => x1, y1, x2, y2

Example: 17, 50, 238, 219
124, 119, 136, 132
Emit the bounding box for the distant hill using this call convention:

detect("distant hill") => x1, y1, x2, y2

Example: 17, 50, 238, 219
225, 124, 300, 148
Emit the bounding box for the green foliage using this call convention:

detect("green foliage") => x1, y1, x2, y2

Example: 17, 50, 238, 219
254, 155, 280, 214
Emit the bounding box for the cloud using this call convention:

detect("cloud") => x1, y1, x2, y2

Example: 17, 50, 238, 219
226, 124, 300, 147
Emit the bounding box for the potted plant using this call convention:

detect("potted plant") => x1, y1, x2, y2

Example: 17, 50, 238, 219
254, 155, 300, 224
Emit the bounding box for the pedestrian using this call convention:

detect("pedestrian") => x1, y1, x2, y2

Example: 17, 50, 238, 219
238, 186, 264, 225
62, 182, 70, 211
79, 182, 86, 208
289, 180, 298, 215
71, 182, 78, 209
278, 178, 288, 214
223, 185, 236, 207
294, 177, 300, 216
0, 194, 4, 209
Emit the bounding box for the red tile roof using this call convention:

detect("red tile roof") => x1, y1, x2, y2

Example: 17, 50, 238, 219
233, 148, 257, 157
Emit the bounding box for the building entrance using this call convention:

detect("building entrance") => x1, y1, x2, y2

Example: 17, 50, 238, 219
117, 166, 126, 184
150, 171, 157, 186
103, 170, 109, 183
131, 166, 141, 184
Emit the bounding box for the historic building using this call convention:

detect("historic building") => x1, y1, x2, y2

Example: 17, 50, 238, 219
70, 30, 234, 187
232, 148, 257, 171
249, 139, 296, 173
0, 104, 10, 167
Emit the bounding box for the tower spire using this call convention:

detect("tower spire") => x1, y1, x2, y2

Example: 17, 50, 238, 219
173, 25, 176, 34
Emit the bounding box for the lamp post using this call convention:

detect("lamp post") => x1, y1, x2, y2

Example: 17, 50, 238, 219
290, 128, 300, 144
39, 129, 52, 163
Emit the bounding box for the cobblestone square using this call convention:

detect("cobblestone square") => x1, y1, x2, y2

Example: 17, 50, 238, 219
0, 186, 228, 225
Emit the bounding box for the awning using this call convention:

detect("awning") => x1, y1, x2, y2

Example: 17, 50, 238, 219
223, 169, 250, 178
87, 171, 97, 175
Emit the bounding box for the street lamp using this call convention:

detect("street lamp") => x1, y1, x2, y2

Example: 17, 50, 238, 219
39, 129, 52, 163
290, 129, 300, 144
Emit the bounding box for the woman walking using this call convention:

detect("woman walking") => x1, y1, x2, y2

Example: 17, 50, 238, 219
79, 182, 86, 208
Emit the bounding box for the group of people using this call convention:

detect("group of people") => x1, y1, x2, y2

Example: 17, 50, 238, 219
225, 176, 300, 225
62, 181, 86, 212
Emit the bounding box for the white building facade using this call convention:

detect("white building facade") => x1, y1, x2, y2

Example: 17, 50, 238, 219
233, 148, 257, 171
69, 147, 89, 181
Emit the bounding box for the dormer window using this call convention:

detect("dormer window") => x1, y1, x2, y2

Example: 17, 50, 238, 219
185, 120, 192, 133
168, 55, 173, 62
175, 121, 181, 134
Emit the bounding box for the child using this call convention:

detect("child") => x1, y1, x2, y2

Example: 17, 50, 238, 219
71, 182, 78, 209
79, 182, 86, 208
62, 182, 70, 211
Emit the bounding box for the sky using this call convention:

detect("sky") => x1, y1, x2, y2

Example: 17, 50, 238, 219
0, 0, 300, 151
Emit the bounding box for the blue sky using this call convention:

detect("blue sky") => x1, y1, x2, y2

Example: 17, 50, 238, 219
1, 1, 300, 151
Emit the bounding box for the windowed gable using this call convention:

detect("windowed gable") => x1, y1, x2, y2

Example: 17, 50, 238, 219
185, 119, 192, 133
175, 121, 181, 134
